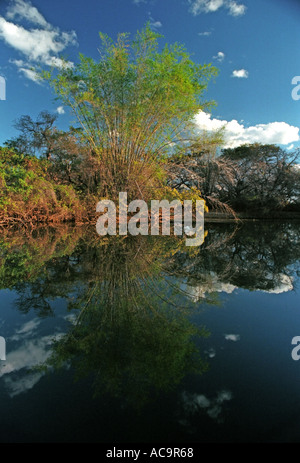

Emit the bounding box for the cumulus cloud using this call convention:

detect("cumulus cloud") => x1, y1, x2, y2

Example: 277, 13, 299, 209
56, 106, 65, 115
193, 111, 300, 148
0, 18, 76, 63
232, 69, 249, 78
189, 0, 224, 15
227, 0, 247, 16
6, 0, 49, 28
213, 51, 225, 62
189, 0, 246, 16
0, 1, 77, 82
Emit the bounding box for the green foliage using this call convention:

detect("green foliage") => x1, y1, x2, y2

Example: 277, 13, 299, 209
0, 147, 85, 226
42, 24, 218, 200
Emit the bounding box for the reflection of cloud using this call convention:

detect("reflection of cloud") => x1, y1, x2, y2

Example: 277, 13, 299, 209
181, 390, 233, 423
186, 271, 294, 299
224, 334, 240, 342
64, 313, 77, 324
185, 272, 236, 301
0, 335, 55, 378
10, 318, 40, 341
205, 347, 216, 358
0, 333, 63, 396
3, 372, 44, 397
261, 274, 293, 294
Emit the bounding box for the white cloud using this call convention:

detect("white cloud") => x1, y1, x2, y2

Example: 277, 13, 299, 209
56, 106, 65, 114
0, 18, 76, 63
6, 0, 49, 28
193, 111, 300, 148
232, 69, 249, 78
19, 67, 41, 82
189, 0, 246, 16
148, 13, 162, 29
9, 58, 41, 83
227, 0, 247, 16
213, 51, 225, 62
224, 334, 240, 341
9, 58, 25, 67
198, 31, 212, 36
189, 0, 224, 15
0, 2, 77, 82
150, 20, 162, 29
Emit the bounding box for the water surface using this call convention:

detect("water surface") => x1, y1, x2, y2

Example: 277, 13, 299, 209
0, 221, 300, 443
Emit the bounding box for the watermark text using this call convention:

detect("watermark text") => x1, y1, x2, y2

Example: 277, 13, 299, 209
96, 192, 205, 247
0, 336, 6, 361
0, 76, 6, 101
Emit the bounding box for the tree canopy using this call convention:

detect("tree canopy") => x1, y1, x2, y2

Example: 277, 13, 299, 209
43, 24, 218, 199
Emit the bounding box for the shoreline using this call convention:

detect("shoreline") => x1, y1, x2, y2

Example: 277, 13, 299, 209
205, 211, 300, 222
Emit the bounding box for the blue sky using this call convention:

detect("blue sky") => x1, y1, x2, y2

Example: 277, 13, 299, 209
0, 0, 299, 149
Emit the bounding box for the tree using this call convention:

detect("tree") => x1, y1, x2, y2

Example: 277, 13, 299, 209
6, 111, 58, 160
6, 114, 102, 194
166, 129, 237, 215
220, 143, 300, 210
43, 24, 218, 200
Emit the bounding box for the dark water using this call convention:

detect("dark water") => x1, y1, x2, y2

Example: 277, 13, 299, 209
0, 221, 300, 443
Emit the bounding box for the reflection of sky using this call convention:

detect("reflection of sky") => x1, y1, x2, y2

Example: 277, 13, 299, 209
260, 274, 293, 294
224, 334, 240, 342
180, 390, 233, 424
185, 272, 294, 300
184, 272, 237, 301
0, 308, 69, 398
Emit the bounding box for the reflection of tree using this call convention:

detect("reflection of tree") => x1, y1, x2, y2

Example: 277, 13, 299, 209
2, 221, 300, 406
42, 236, 209, 407
167, 221, 300, 295
0, 226, 86, 317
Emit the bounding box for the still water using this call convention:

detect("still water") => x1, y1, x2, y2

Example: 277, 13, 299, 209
0, 221, 300, 443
